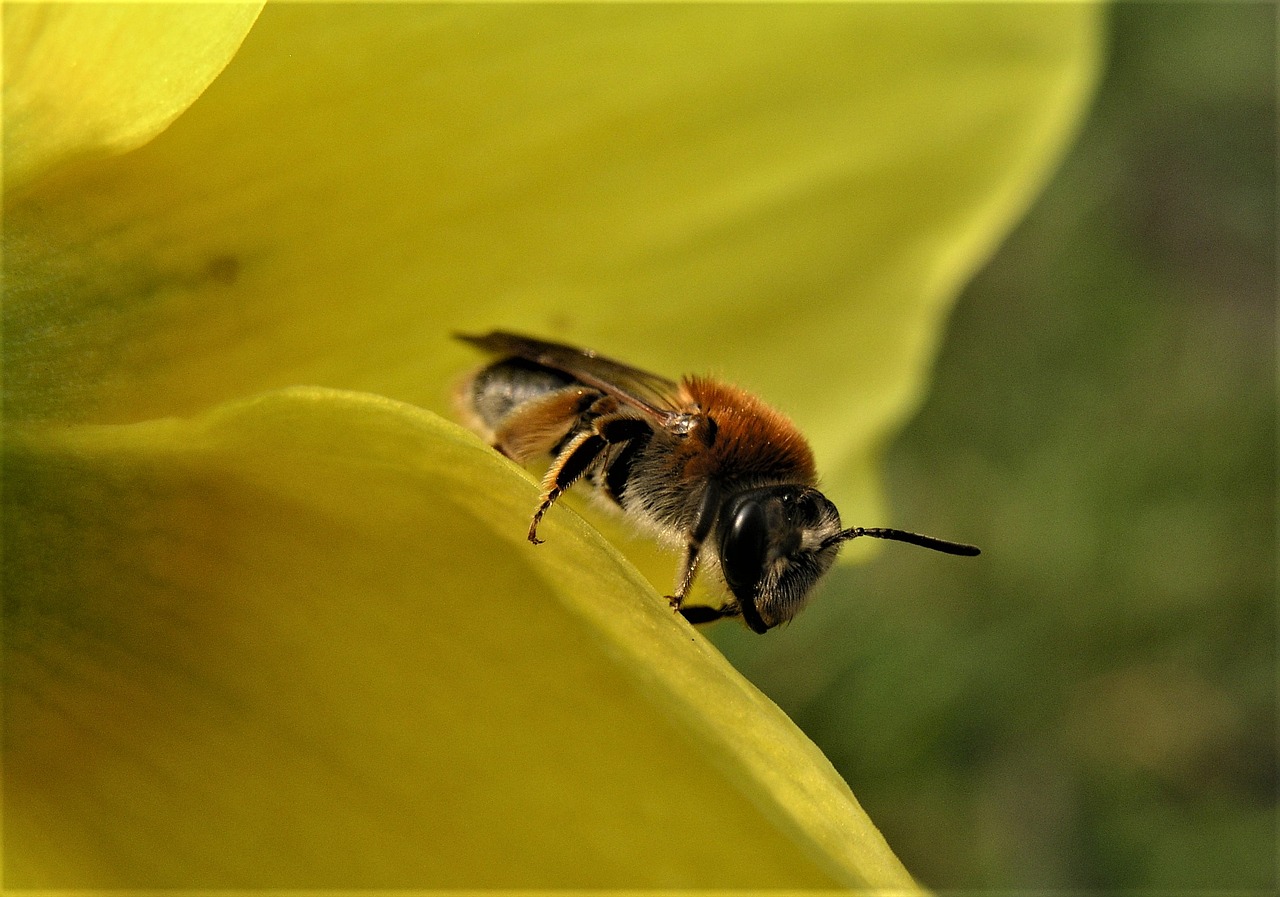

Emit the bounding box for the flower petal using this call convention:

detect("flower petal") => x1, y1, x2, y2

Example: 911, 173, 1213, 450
4, 388, 920, 889
3, 5, 1100, 523
2, 4, 263, 192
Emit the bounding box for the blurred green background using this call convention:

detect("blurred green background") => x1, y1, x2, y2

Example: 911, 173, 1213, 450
714, 5, 1276, 891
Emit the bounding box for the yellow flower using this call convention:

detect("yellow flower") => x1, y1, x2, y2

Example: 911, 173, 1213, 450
3, 4, 1099, 887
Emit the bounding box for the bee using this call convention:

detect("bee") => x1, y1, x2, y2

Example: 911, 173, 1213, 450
455, 330, 979, 633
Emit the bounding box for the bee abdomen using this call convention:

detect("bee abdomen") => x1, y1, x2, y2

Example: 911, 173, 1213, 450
467, 357, 576, 431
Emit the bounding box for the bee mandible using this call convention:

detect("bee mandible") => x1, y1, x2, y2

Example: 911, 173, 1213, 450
455, 330, 979, 633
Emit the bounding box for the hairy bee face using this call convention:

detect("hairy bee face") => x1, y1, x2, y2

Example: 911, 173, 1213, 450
716, 485, 845, 633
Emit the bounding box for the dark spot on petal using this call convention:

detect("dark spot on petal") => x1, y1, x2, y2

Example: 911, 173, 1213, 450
205, 254, 240, 286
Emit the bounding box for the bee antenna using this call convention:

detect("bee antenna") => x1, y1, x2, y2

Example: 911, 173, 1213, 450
823, 527, 981, 556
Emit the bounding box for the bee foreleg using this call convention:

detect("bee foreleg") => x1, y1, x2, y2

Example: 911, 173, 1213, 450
666, 483, 721, 610
528, 415, 650, 544
668, 549, 700, 609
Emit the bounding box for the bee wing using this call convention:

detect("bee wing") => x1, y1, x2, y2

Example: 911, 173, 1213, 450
456, 330, 686, 423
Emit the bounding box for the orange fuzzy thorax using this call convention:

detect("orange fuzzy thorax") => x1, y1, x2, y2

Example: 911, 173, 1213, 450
676, 376, 817, 487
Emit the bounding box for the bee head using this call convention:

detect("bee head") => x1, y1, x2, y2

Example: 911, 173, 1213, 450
715, 485, 845, 633
715, 485, 981, 633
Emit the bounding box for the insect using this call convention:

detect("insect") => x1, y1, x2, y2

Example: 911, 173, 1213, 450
455, 330, 979, 633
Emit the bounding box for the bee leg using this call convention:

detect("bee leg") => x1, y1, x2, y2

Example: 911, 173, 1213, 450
666, 483, 721, 610
668, 549, 700, 610
528, 415, 650, 544
528, 433, 604, 544
491, 386, 599, 464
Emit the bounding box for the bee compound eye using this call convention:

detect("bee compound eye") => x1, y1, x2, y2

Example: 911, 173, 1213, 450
720, 498, 770, 604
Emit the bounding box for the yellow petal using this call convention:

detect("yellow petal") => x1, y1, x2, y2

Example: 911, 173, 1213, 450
3, 4, 263, 192
5, 388, 920, 888
4, 5, 1101, 526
